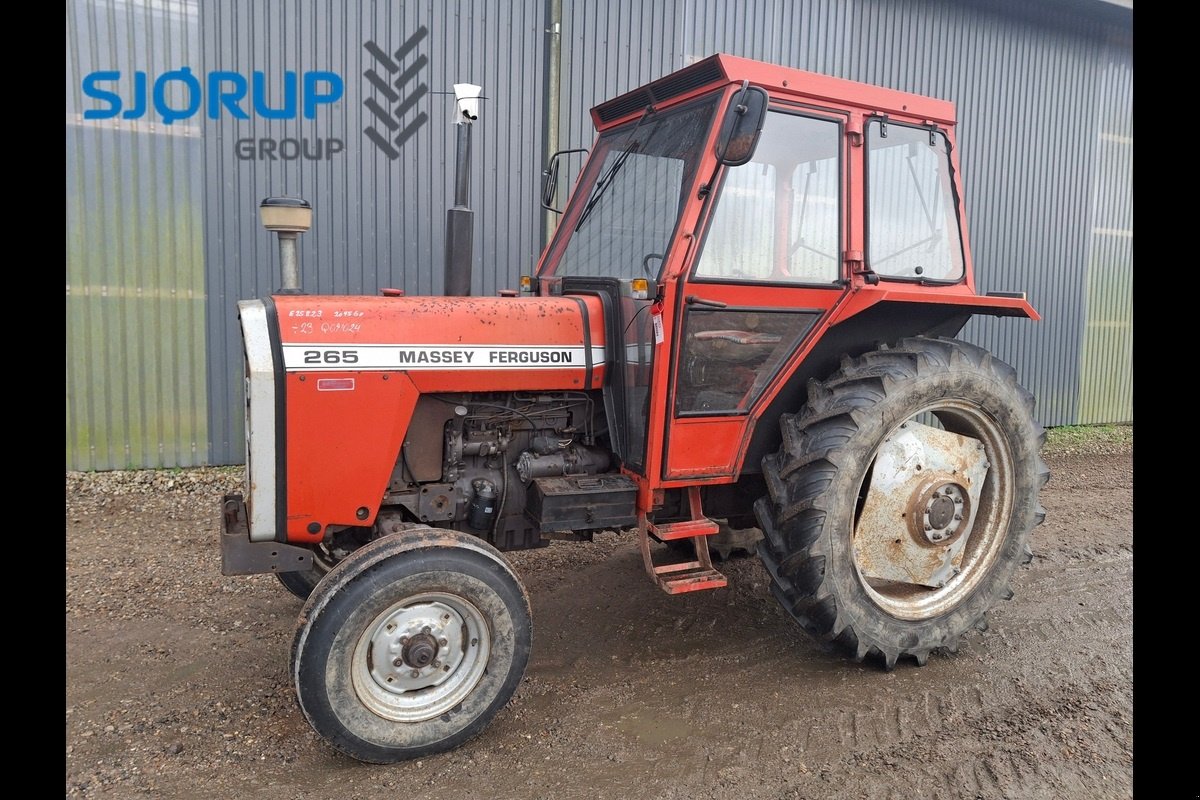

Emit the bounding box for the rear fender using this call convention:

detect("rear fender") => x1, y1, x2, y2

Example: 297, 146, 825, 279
738, 299, 1031, 475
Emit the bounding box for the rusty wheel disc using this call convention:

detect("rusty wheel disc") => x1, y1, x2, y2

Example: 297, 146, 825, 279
851, 401, 1015, 622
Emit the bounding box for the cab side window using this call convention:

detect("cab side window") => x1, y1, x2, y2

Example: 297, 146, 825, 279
866, 120, 965, 281
693, 111, 841, 284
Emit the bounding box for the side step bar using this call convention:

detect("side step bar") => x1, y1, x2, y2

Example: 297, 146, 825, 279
639, 487, 728, 595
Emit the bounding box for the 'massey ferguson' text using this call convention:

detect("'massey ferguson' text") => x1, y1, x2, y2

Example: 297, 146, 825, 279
488, 350, 574, 364
394, 349, 575, 366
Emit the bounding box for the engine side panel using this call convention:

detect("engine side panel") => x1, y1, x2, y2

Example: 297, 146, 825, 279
285, 370, 420, 542
270, 294, 607, 544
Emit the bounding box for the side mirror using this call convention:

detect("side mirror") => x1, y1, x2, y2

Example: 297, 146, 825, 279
541, 148, 589, 212
715, 84, 768, 166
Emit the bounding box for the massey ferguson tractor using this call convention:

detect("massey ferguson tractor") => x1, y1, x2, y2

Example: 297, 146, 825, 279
221, 54, 1047, 763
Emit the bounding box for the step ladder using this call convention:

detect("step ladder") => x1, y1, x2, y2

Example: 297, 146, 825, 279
639, 486, 728, 595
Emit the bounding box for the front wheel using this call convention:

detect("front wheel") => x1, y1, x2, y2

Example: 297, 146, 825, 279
755, 337, 1048, 669
290, 527, 532, 763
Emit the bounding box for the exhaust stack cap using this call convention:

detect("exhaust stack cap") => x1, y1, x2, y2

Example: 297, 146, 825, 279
453, 83, 483, 121
259, 196, 312, 233
260, 196, 311, 293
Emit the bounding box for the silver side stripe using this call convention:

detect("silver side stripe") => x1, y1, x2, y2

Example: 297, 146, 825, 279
283, 344, 608, 371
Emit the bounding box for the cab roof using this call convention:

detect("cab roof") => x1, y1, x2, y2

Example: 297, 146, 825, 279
591, 53, 956, 130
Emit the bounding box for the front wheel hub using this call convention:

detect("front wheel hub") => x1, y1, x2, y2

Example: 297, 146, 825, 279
402, 633, 439, 669
353, 593, 491, 723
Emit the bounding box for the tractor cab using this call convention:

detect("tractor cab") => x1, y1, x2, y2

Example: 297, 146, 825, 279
534, 54, 1020, 491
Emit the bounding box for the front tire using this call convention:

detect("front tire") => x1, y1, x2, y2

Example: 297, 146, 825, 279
290, 527, 532, 763
755, 337, 1048, 669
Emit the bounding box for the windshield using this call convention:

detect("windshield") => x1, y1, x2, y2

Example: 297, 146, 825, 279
544, 96, 719, 280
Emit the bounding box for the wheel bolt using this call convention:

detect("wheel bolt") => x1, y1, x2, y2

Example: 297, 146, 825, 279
411, 670, 420, 678
925, 524, 932, 531
400, 636, 409, 645
954, 514, 962, 521
393, 658, 404, 667
432, 660, 440, 668
423, 626, 431, 634
439, 638, 448, 647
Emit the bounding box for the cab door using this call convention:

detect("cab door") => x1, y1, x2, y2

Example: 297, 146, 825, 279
663, 106, 851, 480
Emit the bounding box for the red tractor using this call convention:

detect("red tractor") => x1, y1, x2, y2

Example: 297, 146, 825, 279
221, 54, 1047, 763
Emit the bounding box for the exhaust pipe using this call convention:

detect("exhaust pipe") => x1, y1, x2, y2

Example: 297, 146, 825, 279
444, 83, 482, 297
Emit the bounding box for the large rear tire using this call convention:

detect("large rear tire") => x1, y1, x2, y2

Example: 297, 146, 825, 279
755, 337, 1048, 669
290, 526, 532, 763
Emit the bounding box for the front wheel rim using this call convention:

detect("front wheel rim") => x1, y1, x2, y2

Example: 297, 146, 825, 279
350, 591, 491, 723
852, 401, 1015, 621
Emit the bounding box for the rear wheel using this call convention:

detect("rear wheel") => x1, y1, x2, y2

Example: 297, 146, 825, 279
291, 526, 532, 763
755, 337, 1048, 669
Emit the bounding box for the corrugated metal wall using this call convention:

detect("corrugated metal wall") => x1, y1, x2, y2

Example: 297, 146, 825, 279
201, 0, 546, 464
66, 0, 1130, 469
1077, 48, 1133, 423
553, 0, 1133, 428
66, 0, 208, 470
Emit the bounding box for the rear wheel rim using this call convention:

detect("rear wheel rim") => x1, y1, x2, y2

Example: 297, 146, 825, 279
852, 401, 1015, 621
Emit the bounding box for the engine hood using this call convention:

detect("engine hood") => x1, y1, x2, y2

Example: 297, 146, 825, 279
270, 294, 608, 392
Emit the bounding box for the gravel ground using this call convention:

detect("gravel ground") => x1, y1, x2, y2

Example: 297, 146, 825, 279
66, 428, 1132, 799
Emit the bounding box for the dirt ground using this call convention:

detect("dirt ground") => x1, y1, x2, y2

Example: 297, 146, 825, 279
66, 440, 1132, 799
